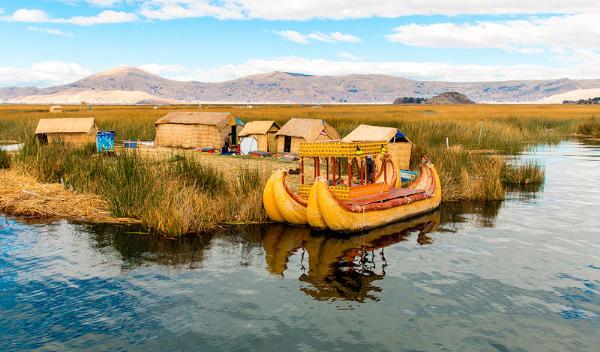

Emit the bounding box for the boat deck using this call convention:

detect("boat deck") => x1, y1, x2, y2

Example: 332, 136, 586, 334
347, 187, 425, 206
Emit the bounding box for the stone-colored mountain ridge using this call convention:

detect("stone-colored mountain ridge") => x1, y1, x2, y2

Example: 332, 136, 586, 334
2, 66, 600, 104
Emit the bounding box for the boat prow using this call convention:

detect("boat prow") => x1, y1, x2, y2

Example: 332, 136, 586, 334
263, 169, 308, 225
308, 158, 441, 232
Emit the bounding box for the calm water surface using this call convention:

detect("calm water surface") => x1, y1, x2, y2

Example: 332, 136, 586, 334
1, 140, 599, 352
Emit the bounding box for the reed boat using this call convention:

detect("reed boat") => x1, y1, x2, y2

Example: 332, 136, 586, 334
263, 141, 401, 226
308, 157, 441, 232
263, 139, 427, 230
261, 162, 397, 226
263, 169, 308, 225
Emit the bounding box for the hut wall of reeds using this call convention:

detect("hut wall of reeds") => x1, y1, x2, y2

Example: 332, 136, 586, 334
34, 117, 98, 146
238, 120, 280, 152
154, 112, 243, 149
342, 124, 412, 169
275, 118, 340, 153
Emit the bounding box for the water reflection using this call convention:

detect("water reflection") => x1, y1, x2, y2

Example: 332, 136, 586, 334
262, 212, 440, 302
82, 223, 213, 269
89, 206, 501, 303
439, 201, 503, 229
74, 200, 507, 303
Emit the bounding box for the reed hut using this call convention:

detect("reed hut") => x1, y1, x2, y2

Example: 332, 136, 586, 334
238, 121, 280, 152
276, 118, 340, 153
49, 105, 63, 113
34, 117, 98, 146
342, 124, 412, 169
154, 112, 244, 149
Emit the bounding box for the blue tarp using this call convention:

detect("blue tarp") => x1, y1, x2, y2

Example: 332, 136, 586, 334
393, 130, 409, 142
97, 131, 115, 152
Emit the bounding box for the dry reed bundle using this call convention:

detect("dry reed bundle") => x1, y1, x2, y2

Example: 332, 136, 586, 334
0, 170, 137, 223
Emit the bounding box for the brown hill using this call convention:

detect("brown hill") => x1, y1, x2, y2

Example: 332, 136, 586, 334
3, 66, 600, 104
425, 92, 474, 104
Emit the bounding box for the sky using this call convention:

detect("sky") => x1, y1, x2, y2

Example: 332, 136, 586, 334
0, 1, 599, 87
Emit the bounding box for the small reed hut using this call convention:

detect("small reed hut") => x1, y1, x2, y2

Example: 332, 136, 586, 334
34, 117, 98, 146
238, 120, 280, 152
154, 112, 244, 149
342, 124, 412, 169
276, 118, 341, 153
49, 105, 63, 113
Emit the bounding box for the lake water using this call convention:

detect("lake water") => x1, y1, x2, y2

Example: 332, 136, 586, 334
1, 140, 599, 352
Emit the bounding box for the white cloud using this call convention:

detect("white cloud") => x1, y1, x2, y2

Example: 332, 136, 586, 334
274, 30, 309, 44
27, 26, 74, 37
386, 14, 600, 53
328, 32, 362, 43
86, 0, 124, 7
58, 0, 125, 7
4, 8, 50, 22
275, 30, 361, 44
1, 8, 137, 25
514, 48, 545, 55
57, 10, 138, 25
0, 62, 91, 87
140, 0, 245, 20
139, 1, 599, 21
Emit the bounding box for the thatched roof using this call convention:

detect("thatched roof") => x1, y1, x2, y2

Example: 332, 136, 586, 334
155, 112, 242, 129
239, 121, 279, 136
276, 118, 340, 141
35, 118, 96, 135
342, 124, 409, 143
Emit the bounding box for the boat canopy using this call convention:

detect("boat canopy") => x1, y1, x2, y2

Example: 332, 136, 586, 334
298, 141, 388, 158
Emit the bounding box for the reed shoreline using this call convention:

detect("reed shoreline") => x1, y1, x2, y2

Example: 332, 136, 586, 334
1, 104, 598, 236
0, 169, 139, 224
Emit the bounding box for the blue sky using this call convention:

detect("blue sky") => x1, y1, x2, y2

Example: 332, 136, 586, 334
0, 1, 599, 86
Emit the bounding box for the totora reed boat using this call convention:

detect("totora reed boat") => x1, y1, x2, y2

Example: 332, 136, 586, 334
263, 140, 441, 232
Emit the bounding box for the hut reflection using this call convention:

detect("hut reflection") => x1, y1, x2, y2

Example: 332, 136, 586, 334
261, 212, 440, 302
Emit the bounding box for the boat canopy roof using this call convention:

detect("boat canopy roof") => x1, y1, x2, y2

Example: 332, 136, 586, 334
299, 141, 388, 158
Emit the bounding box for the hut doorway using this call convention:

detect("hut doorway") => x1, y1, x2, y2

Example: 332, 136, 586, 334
231, 125, 237, 145
284, 136, 292, 153
37, 134, 48, 144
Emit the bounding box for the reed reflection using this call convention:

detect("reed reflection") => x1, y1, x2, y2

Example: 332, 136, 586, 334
80, 198, 503, 288
262, 212, 440, 302
84, 222, 213, 269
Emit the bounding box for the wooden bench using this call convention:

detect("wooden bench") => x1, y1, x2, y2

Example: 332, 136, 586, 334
348, 187, 425, 206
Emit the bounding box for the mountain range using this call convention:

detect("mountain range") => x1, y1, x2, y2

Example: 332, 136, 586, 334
2, 66, 600, 104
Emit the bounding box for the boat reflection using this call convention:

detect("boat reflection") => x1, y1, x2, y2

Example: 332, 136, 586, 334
77, 200, 504, 303
262, 212, 440, 302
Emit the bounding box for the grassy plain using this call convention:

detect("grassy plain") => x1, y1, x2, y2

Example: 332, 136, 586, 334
1, 103, 599, 235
